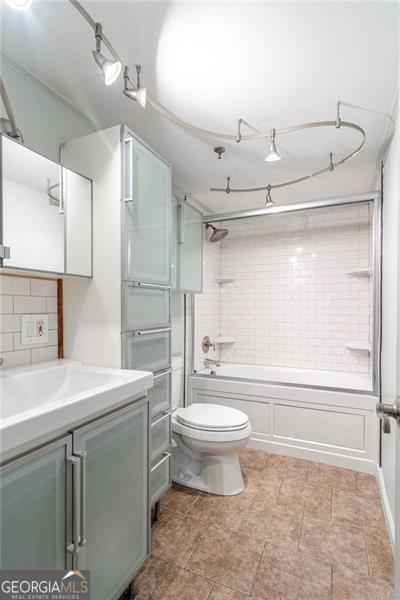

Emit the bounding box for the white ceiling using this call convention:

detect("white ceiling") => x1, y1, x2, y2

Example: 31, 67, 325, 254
1, 1, 399, 212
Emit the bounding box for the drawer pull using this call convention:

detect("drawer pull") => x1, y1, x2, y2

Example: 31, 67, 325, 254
153, 369, 172, 380
151, 451, 171, 473
133, 328, 171, 336
151, 411, 171, 427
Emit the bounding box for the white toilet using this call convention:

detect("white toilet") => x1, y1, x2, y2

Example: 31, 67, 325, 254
170, 356, 252, 496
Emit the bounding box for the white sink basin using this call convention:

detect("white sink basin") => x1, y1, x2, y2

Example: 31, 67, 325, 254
0, 359, 153, 462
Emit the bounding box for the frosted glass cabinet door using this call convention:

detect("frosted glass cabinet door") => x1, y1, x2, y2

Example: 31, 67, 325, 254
1, 135, 65, 273
0, 437, 71, 570
123, 282, 170, 330
125, 135, 171, 284
73, 401, 148, 600
178, 202, 203, 292
123, 329, 171, 373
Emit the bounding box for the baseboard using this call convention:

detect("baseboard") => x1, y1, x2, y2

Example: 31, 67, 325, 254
377, 466, 395, 550
248, 436, 376, 474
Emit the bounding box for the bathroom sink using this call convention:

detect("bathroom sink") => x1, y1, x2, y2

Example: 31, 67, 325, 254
0, 359, 153, 462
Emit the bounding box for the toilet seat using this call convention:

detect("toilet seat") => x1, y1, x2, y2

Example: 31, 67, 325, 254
172, 413, 252, 442
175, 403, 249, 432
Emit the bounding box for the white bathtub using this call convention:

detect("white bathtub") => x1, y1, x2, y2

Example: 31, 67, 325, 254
196, 363, 372, 392
189, 362, 378, 473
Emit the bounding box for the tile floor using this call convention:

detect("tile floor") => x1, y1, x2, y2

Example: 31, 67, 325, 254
134, 449, 394, 600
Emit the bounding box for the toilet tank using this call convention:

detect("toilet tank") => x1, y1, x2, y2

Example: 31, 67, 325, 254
171, 354, 184, 411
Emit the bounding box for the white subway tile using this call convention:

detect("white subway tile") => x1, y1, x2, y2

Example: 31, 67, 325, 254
14, 296, 47, 314
0, 314, 21, 333
1, 349, 31, 367
30, 278, 58, 297
0, 295, 13, 314
0, 275, 30, 296
32, 345, 58, 363
0, 332, 14, 352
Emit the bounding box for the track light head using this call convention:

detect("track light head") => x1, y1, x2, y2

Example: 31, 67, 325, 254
265, 128, 282, 163
4, 0, 32, 10
122, 65, 147, 108
93, 23, 121, 86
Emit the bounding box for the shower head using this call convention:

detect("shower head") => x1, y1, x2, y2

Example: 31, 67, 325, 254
206, 223, 229, 242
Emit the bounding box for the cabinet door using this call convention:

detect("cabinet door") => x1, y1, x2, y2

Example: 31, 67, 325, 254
73, 401, 149, 600
1, 135, 64, 273
123, 282, 170, 331
65, 168, 92, 277
0, 437, 72, 570
124, 135, 171, 284
178, 202, 203, 292
123, 329, 171, 373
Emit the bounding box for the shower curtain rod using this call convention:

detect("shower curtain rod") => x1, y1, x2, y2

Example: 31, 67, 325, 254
202, 191, 380, 223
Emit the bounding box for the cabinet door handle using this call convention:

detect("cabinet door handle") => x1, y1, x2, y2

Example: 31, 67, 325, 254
75, 451, 87, 547
67, 456, 80, 554
151, 410, 171, 427
127, 281, 170, 289
133, 328, 171, 336
177, 203, 185, 245
151, 451, 171, 473
153, 369, 172, 380
125, 138, 133, 203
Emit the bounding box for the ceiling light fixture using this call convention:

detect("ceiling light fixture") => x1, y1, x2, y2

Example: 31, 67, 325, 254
92, 23, 121, 86
4, 0, 32, 10
214, 146, 225, 159
265, 128, 281, 162
123, 65, 147, 108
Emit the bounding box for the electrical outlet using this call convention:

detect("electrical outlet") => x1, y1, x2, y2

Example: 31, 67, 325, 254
21, 314, 49, 345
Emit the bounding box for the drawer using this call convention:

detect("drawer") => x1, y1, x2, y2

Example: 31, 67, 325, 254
151, 411, 171, 463
123, 329, 171, 373
149, 371, 171, 419
150, 452, 170, 505
123, 283, 170, 331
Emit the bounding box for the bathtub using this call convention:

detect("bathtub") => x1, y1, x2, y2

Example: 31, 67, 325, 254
189, 363, 378, 473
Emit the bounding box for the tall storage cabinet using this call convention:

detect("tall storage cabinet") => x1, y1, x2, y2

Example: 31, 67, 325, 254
62, 125, 173, 509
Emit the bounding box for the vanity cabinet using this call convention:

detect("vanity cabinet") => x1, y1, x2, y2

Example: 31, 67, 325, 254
172, 195, 203, 293
0, 398, 149, 600
72, 400, 149, 600
0, 134, 92, 277
0, 437, 72, 570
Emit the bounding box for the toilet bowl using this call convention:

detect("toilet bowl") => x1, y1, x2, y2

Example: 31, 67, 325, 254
170, 357, 251, 495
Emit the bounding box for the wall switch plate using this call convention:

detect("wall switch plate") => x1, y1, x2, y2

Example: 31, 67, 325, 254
21, 314, 49, 345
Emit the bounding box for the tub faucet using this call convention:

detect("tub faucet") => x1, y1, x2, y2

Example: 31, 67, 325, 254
204, 358, 221, 368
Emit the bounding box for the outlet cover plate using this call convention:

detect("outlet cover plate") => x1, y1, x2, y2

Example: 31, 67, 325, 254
21, 314, 49, 345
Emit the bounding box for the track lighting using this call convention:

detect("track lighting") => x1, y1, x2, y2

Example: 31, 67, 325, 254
4, 0, 32, 10
92, 23, 121, 86
265, 185, 276, 206
265, 128, 282, 163
123, 65, 147, 108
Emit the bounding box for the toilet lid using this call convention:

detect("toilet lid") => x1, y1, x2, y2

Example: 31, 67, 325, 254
176, 403, 249, 431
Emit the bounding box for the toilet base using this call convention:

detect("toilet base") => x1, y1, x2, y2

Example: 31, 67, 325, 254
171, 445, 245, 496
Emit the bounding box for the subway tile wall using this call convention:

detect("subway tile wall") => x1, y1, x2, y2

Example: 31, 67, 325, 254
0, 275, 59, 367
195, 202, 373, 375
194, 230, 221, 371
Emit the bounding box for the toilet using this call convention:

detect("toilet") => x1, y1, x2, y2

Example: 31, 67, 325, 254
170, 356, 252, 496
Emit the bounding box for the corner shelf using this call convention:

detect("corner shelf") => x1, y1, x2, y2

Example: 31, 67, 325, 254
215, 337, 236, 344
215, 276, 235, 284
346, 341, 371, 354
346, 270, 371, 278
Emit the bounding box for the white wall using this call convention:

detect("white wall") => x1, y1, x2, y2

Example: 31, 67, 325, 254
0, 275, 58, 367
1, 56, 96, 162
379, 103, 400, 545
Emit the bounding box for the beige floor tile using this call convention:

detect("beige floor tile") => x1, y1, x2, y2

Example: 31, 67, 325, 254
238, 501, 302, 550
208, 583, 248, 600
332, 488, 386, 528
263, 454, 311, 481
187, 524, 264, 595
239, 447, 269, 471
307, 462, 357, 492
252, 549, 332, 600
134, 556, 179, 600
333, 567, 394, 600
186, 482, 258, 531
356, 472, 381, 504
277, 478, 332, 520
299, 514, 369, 575
365, 526, 395, 582
151, 510, 208, 568
160, 483, 200, 515
161, 569, 213, 600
